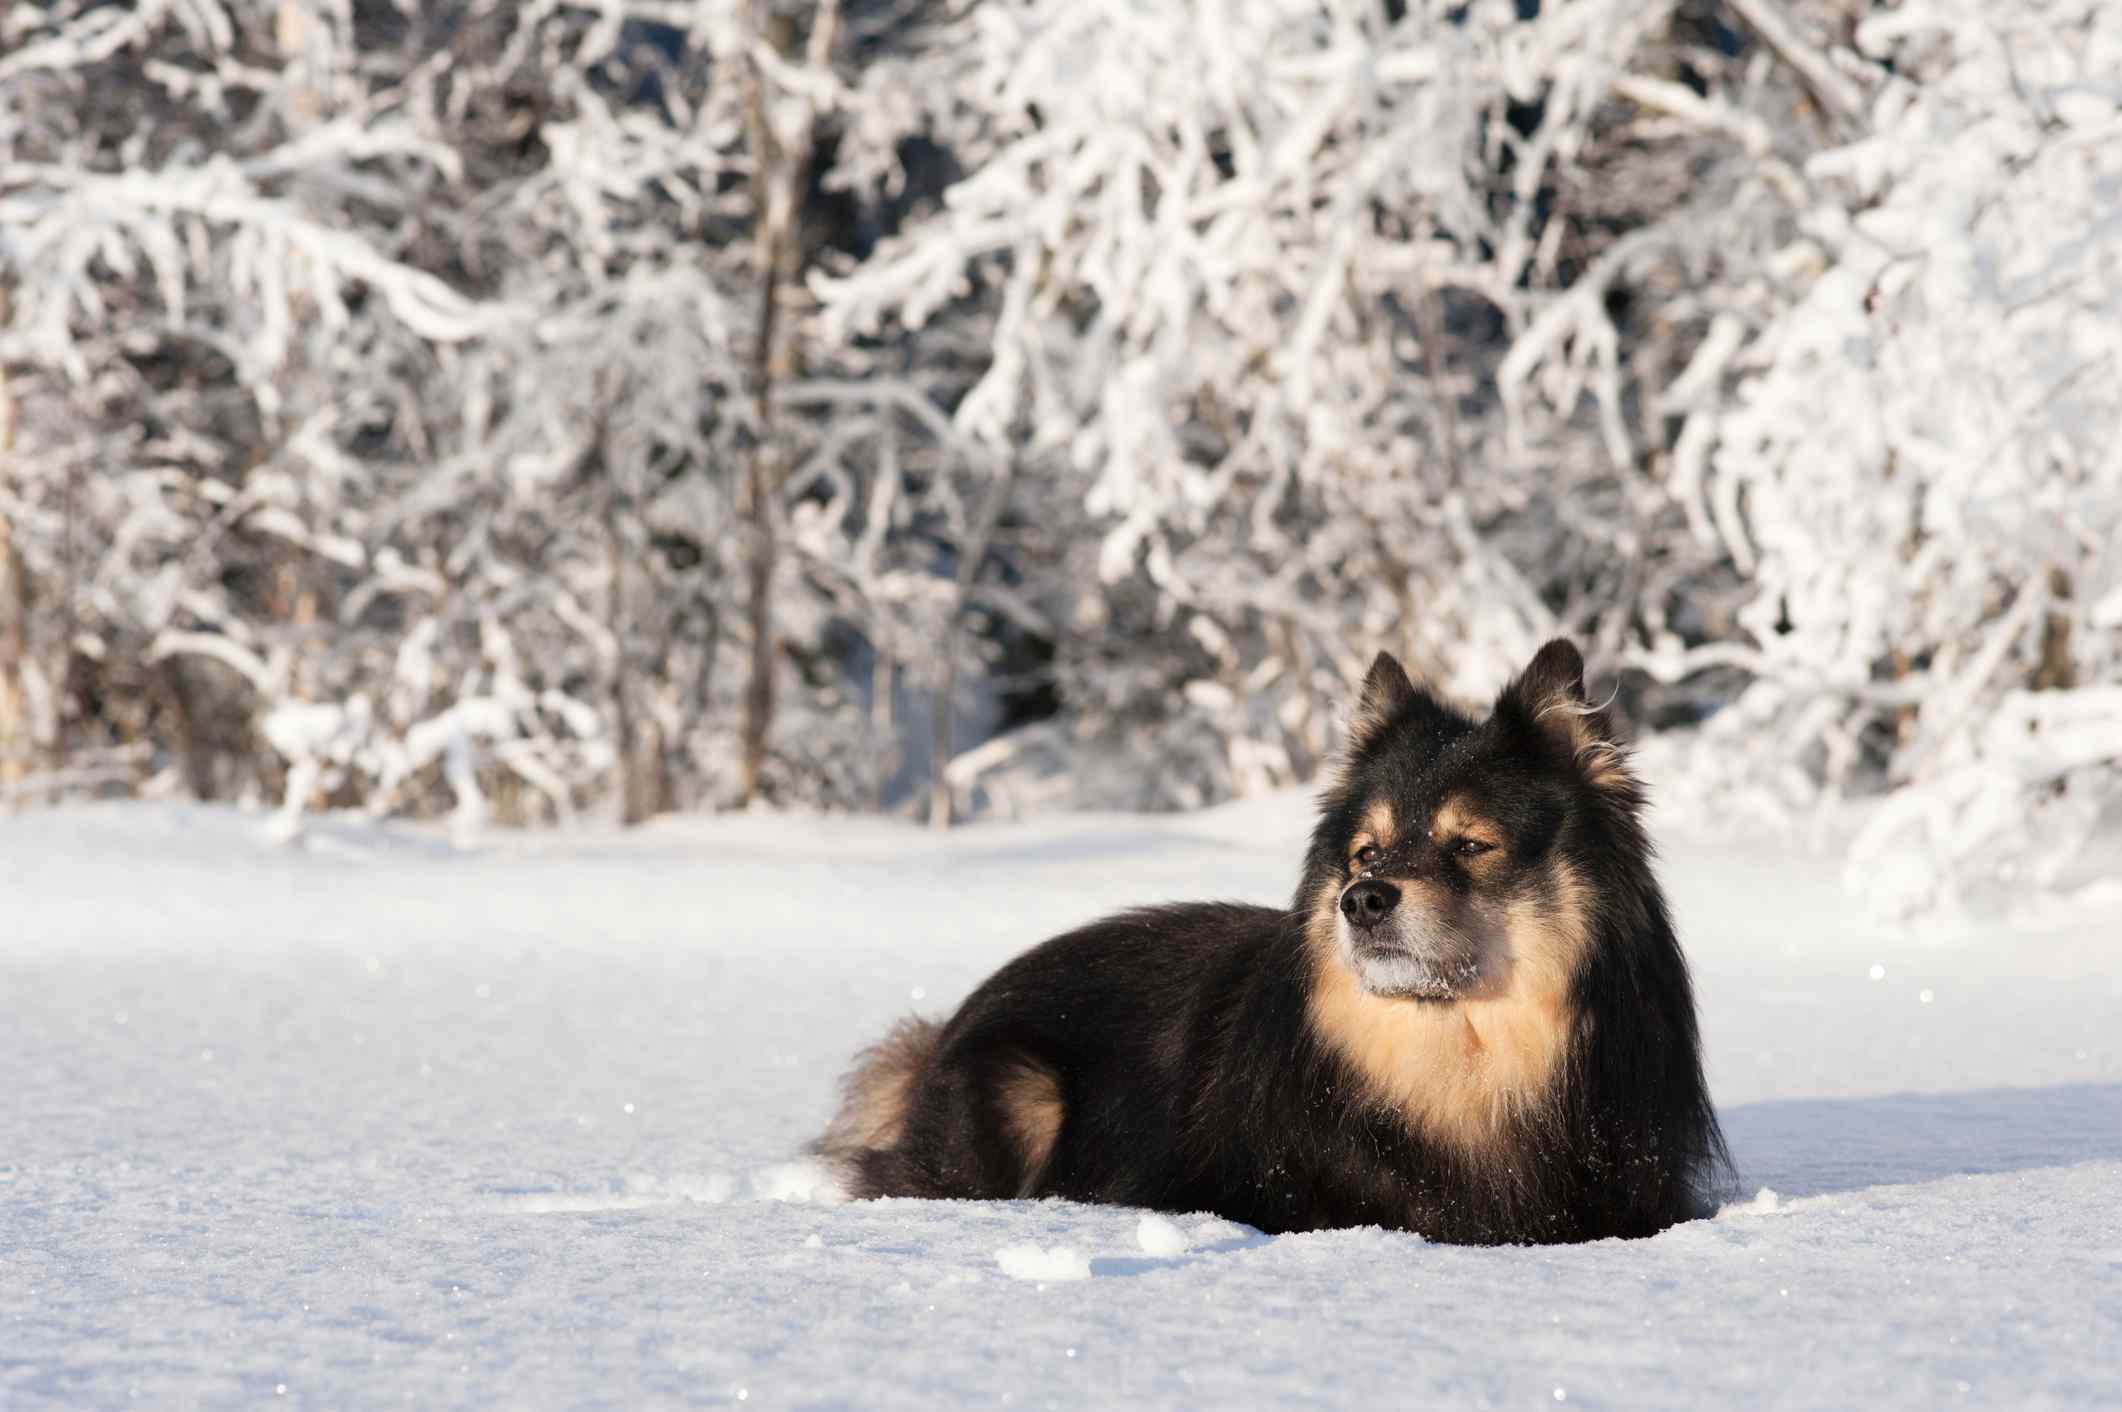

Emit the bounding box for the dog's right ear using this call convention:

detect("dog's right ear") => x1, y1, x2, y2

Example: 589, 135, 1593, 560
1347, 651, 1419, 756
1498, 637, 1636, 799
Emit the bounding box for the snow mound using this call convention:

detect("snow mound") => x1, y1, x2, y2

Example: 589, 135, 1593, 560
994, 1243, 1094, 1282
1135, 1213, 1192, 1257
748, 1160, 844, 1204
1721, 1187, 1786, 1219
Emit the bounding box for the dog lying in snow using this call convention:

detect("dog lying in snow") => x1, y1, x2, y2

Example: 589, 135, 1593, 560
816, 640, 1728, 1243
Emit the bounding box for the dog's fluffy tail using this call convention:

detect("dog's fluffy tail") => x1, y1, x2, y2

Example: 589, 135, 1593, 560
812, 1017, 941, 1194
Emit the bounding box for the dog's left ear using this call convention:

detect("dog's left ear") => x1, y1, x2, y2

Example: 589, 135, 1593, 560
1348, 651, 1419, 755
1502, 638, 1634, 796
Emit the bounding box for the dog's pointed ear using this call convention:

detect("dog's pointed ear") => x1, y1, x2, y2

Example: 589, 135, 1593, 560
1515, 638, 1587, 717
1502, 638, 1635, 797
1348, 651, 1418, 754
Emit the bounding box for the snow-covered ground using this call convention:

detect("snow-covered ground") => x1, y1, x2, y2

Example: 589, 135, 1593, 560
4, 795, 2119, 1409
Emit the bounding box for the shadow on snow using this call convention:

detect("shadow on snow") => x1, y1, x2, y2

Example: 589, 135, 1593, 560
1720, 1081, 2122, 1198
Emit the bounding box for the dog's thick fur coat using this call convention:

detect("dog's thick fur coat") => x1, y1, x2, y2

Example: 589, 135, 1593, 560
816, 640, 1729, 1243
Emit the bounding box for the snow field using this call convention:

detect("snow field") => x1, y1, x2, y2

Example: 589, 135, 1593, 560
3, 796, 2119, 1408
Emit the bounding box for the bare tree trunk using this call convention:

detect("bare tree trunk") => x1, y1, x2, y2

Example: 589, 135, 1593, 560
736, 0, 841, 808
51, 456, 79, 778
0, 284, 25, 803
2033, 568, 2075, 692
615, 602, 675, 825
737, 435, 778, 805
0, 513, 26, 805
928, 466, 1016, 830
586, 374, 668, 828
871, 650, 897, 810
696, 594, 722, 752
735, 22, 792, 808
607, 516, 651, 826
928, 649, 955, 831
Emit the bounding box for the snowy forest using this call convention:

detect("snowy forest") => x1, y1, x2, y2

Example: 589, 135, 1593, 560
2, 0, 2118, 915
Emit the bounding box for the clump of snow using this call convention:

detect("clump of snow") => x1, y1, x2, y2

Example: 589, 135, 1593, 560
994, 1244, 1093, 1282
1135, 1214, 1192, 1258
1185, 1216, 1257, 1247
1722, 1188, 1786, 1219
748, 1161, 843, 1205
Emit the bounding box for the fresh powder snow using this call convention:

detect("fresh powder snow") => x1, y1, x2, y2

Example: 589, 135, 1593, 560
4, 795, 2119, 1408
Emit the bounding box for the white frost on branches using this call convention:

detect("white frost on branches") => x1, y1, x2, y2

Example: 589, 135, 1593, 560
3, 0, 2117, 914
1664, 0, 2122, 914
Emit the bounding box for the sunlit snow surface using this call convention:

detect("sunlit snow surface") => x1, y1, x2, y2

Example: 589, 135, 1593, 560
5, 797, 2120, 1409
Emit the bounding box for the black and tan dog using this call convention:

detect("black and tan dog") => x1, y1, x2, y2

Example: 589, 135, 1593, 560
816, 640, 1728, 1243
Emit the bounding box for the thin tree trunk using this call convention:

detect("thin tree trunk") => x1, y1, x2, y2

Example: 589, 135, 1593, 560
735, 174, 785, 804
928, 465, 1016, 830
928, 651, 954, 830
736, 0, 841, 808
871, 650, 896, 811
607, 510, 652, 826
0, 284, 25, 802
2033, 568, 2075, 692
52, 458, 77, 777
737, 440, 777, 804
587, 374, 666, 828
737, 14, 788, 806
0, 512, 26, 805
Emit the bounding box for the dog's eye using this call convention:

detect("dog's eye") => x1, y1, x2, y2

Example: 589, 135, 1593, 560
1454, 838, 1496, 858
1352, 845, 1380, 869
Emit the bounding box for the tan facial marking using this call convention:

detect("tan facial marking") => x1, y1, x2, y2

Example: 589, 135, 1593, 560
1430, 796, 1503, 853
1303, 858, 1594, 1157
996, 1059, 1064, 1194
1352, 800, 1399, 865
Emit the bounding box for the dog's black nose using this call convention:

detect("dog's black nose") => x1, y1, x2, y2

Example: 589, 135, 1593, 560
1340, 879, 1400, 928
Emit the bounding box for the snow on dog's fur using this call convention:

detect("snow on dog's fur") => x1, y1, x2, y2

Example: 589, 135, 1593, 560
816, 640, 1729, 1243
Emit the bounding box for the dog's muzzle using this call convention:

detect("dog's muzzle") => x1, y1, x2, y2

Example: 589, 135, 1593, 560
1336, 878, 1479, 1000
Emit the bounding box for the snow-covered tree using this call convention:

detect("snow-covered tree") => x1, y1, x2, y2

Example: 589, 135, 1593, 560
0, 0, 991, 832
3, 0, 2116, 913
821, 0, 2121, 906
816, 0, 1832, 806
1647, 0, 2122, 914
